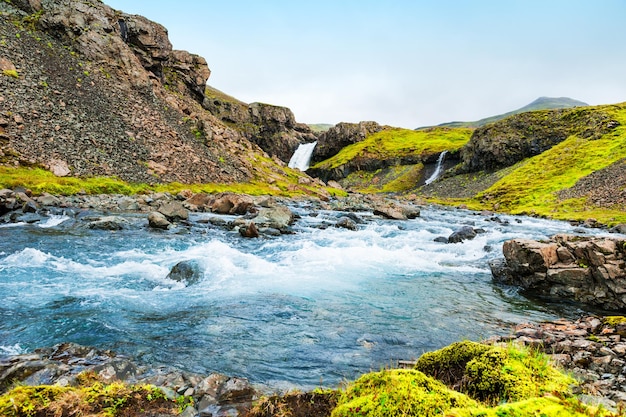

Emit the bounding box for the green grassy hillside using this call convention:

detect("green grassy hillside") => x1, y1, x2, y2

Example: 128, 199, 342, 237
431, 102, 626, 225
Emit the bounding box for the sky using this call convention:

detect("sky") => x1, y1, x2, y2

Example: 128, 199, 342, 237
104, 0, 626, 129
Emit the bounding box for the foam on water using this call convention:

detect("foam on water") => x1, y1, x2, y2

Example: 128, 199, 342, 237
38, 215, 70, 228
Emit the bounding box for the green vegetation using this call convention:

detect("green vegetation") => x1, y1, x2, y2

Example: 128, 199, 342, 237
308, 123, 334, 133
342, 164, 424, 193
329, 342, 613, 417
2, 68, 18, 78
0, 379, 185, 417
311, 127, 472, 171
0, 166, 345, 198
453, 103, 626, 224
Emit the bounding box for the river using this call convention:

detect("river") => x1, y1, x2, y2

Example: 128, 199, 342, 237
0, 204, 595, 390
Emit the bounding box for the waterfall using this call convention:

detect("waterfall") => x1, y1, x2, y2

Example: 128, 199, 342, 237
288, 141, 317, 171
425, 150, 448, 185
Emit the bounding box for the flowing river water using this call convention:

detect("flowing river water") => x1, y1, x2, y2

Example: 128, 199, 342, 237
0, 204, 598, 390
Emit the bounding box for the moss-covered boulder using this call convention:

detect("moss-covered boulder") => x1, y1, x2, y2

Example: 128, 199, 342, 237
416, 341, 574, 405
331, 369, 477, 417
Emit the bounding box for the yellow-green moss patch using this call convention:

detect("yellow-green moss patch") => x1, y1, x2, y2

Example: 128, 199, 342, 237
331, 369, 477, 417
416, 341, 574, 405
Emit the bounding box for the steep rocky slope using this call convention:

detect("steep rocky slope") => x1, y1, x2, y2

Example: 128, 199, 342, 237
0, 0, 314, 188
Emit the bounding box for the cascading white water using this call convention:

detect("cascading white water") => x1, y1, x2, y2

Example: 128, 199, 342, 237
288, 141, 317, 171
425, 150, 448, 185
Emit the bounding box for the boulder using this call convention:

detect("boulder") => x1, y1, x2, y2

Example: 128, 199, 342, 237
447, 226, 478, 243
87, 216, 128, 230
491, 234, 626, 310
252, 205, 295, 231
37, 193, 61, 206
373, 201, 420, 221
335, 216, 358, 231
166, 260, 203, 286
158, 201, 189, 221
210, 193, 255, 215
148, 211, 171, 229
238, 221, 259, 238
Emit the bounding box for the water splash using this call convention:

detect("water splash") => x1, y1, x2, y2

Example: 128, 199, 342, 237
425, 150, 448, 185
288, 142, 317, 171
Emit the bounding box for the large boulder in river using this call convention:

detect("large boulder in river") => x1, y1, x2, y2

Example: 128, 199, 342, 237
209, 193, 255, 215
448, 226, 478, 243
87, 216, 128, 230
372, 201, 420, 220
148, 211, 171, 229
158, 201, 189, 221
490, 234, 626, 310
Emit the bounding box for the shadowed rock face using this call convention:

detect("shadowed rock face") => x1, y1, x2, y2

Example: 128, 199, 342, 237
490, 234, 626, 311
458, 107, 620, 173
311, 121, 385, 164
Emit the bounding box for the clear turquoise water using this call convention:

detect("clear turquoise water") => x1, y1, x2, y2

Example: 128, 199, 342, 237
0, 205, 592, 389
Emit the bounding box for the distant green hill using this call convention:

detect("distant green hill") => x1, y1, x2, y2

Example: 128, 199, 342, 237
419, 97, 588, 129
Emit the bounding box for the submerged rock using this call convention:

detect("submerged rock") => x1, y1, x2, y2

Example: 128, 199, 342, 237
447, 226, 477, 243
166, 260, 203, 285
335, 216, 358, 231
87, 216, 129, 230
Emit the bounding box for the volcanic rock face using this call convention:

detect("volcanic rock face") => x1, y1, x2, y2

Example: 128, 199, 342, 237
490, 234, 626, 311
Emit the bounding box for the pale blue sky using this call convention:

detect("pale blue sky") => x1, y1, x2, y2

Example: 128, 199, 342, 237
104, 1, 626, 128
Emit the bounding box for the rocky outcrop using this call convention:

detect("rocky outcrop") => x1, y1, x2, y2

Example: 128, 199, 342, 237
311, 121, 385, 164
202, 89, 317, 163
490, 234, 626, 310
458, 107, 620, 173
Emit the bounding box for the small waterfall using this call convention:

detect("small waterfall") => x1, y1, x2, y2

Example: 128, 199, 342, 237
425, 150, 448, 185
288, 141, 317, 171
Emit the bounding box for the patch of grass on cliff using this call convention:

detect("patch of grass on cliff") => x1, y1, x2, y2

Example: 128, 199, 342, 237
311, 127, 472, 170
343, 164, 424, 193
0, 379, 184, 417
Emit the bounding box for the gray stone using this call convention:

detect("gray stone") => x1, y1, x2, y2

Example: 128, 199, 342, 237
87, 216, 128, 230
448, 226, 477, 243
335, 216, 357, 231
166, 260, 203, 285
158, 201, 189, 221
148, 211, 171, 229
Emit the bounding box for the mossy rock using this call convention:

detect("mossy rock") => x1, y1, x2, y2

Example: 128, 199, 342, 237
449, 395, 615, 417
415, 341, 575, 405
331, 369, 477, 417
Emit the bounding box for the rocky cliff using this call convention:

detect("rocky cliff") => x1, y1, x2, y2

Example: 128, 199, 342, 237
202, 87, 317, 163
0, 0, 312, 186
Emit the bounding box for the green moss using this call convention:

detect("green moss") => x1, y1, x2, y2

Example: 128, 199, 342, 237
331, 369, 477, 417
0, 382, 179, 417
449, 395, 613, 417
603, 316, 626, 327
312, 127, 472, 171
2, 69, 18, 78
416, 342, 575, 405
343, 164, 425, 193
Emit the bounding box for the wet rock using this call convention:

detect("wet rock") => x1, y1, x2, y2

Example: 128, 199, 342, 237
433, 236, 448, 243
166, 260, 203, 286
447, 226, 477, 243
335, 216, 357, 231
373, 201, 420, 220
36, 193, 61, 206
239, 221, 259, 238
87, 216, 128, 230
253, 205, 294, 231
148, 211, 171, 229
158, 201, 189, 221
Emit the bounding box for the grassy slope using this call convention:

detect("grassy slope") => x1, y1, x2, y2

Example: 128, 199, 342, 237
452, 102, 626, 224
